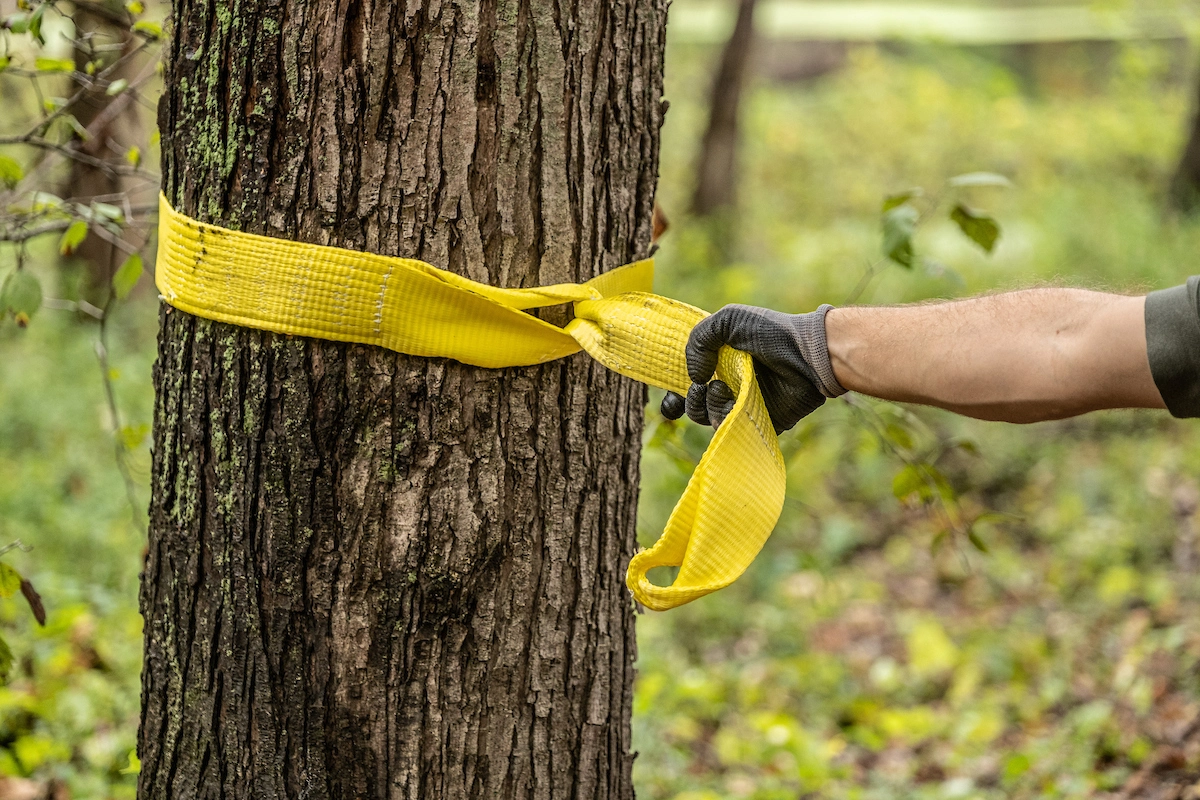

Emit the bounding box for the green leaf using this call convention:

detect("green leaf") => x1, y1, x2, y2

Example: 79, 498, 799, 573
132, 20, 162, 39
68, 114, 89, 140
119, 423, 149, 450
6, 12, 30, 35
926, 464, 956, 503
950, 203, 1001, 254
1003, 752, 1032, 782
906, 618, 959, 677
112, 253, 143, 299
58, 220, 88, 255
967, 528, 989, 553
125, 0, 146, 14
892, 464, 925, 501
948, 436, 980, 455
930, 529, 948, 553
90, 202, 124, 223
120, 750, 141, 775
125, 145, 141, 167
0, 55, 10, 72
972, 511, 1017, 528
30, 191, 63, 212
0, 154, 23, 189
883, 423, 914, 451
28, 2, 45, 44
1, 269, 42, 322
105, 78, 129, 96
34, 57, 75, 73
882, 187, 922, 213
0, 635, 12, 683
949, 171, 1012, 188
882, 203, 918, 268
0, 562, 22, 599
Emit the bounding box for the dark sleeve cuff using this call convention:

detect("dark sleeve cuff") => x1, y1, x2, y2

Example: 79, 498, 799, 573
1146, 276, 1200, 418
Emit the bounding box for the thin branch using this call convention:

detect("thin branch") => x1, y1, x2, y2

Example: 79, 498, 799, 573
95, 335, 144, 528
844, 258, 889, 305
0, 134, 157, 179
77, 69, 158, 149
0, 218, 74, 243
4, 37, 151, 147
0, 541, 33, 558
42, 297, 105, 318
92, 233, 152, 528
0, 51, 159, 205
0, 203, 158, 246
80, 219, 141, 255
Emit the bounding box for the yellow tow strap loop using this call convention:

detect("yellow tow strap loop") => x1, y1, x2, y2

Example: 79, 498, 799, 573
155, 194, 786, 610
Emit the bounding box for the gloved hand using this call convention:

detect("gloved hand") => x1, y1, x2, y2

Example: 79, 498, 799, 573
660, 304, 846, 434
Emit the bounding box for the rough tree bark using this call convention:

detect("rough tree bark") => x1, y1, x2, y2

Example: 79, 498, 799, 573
691, 0, 757, 216
139, 2, 667, 798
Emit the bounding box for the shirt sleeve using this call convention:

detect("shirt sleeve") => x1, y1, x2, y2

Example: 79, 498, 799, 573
1145, 275, 1200, 418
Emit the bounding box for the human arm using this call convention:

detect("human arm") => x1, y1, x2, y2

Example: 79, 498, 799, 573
664, 279, 1200, 430
824, 288, 1164, 423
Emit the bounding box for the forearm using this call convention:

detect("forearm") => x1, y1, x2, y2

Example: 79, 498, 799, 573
825, 289, 1166, 423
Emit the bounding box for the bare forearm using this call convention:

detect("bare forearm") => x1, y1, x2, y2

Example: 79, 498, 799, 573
825, 289, 1166, 423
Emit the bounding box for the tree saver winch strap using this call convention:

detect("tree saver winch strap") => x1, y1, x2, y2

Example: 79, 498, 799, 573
155, 193, 786, 611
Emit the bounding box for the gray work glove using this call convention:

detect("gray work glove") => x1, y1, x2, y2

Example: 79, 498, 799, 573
660, 304, 846, 434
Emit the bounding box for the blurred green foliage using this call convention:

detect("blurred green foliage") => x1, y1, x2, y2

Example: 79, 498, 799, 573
2, 4, 1200, 800
634, 28, 1200, 800
0, 292, 153, 797
0, 0, 160, 793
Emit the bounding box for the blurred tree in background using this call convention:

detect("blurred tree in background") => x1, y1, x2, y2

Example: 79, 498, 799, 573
1171, 68, 1200, 214
692, 0, 758, 218
61, 0, 145, 299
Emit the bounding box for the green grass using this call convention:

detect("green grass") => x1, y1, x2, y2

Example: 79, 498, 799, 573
2, 28, 1200, 800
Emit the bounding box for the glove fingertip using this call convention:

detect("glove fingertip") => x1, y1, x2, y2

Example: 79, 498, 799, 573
685, 382, 711, 426
706, 381, 736, 430
707, 379, 734, 402
660, 391, 686, 420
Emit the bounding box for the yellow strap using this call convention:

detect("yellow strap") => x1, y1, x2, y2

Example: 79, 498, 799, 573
155, 194, 785, 611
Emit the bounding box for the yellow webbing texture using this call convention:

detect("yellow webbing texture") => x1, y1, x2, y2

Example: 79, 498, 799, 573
155, 194, 785, 611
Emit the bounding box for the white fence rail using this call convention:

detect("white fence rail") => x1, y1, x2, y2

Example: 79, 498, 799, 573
670, 2, 1196, 44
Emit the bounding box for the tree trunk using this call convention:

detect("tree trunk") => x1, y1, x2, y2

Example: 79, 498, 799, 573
64, 0, 142, 296
139, 2, 666, 798
1172, 69, 1200, 214
691, 0, 757, 216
